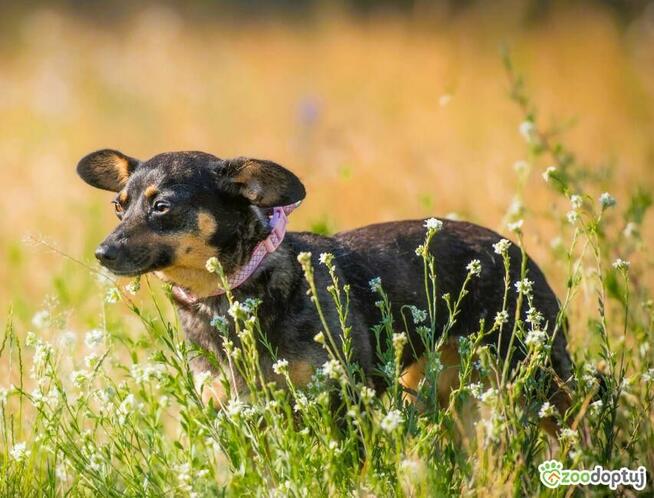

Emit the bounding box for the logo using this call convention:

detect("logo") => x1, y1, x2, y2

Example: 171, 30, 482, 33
539, 460, 563, 488
539, 459, 647, 491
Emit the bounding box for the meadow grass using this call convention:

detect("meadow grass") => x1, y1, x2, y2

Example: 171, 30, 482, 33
1, 56, 653, 496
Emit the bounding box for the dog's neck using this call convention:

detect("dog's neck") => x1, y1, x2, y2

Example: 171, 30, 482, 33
166, 203, 300, 305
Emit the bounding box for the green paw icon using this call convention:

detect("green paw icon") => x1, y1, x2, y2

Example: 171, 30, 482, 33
539, 460, 564, 488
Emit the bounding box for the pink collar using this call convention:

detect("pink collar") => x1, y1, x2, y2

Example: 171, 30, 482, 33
172, 201, 300, 305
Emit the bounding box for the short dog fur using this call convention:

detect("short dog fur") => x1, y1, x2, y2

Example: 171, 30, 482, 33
77, 149, 573, 419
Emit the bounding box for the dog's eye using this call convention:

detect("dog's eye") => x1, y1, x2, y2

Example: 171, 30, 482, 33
152, 201, 170, 214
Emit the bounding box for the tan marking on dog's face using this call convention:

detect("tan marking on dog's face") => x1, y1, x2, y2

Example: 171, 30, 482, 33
144, 185, 158, 199
118, 190, 128, 204
288, 361, 314, 387
197, 211, 217, 238
154, 216, 220, 296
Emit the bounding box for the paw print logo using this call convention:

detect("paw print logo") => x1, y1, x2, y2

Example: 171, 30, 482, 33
539, 460, 564, 488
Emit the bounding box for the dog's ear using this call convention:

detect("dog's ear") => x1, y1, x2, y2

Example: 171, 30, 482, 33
76, 149, 141, 192
222, 157, 306, 208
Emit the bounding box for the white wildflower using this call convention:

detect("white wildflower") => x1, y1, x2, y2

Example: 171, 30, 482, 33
313, 331, 325, 344
408, 306, 427, 324
369, 277, 382, 293
116, 394, 137, 424
70, 369, 91, 389
469, 382, 484, 399
225, 398, 245, 417
194, 370, 212, 390
424, 218, 443, 232
58, 330, 76, 347
612, 258, 630, 272
525, 307, 544, 327
380, 409, 403, 433
590, 399, 603, 415
507, 219, 523, 233
623, 222, 638, 238
104, 287, 120, 304
559, 427, 578, 446
296, 251, 312, 266
205, 257, 220, 273
466, 259, 482, 277
493, 239, 511, 256
31, 310, 49, 329
514, 278, 534, 296
599, 192, 616, 209
525, 329, 548, 349
319, 252, 334, 266
494, 310, 509, 327
210, 315, 228, 331
360, 386, 376, 404
542, 165, 557, 183
84, 329, 105, 348
9, 442, 30, 462
322, 359, 345, 381
392, 332, 408, 352
519, 120, 536, 141
125, 278, 141, 295
25, 331, 38, 347
566, 210, 579, 224
570, 194, 583, 210
272, 359, 289, 375
538, 401, 555, 418
642, 369, 654, 383
479, 388, 497, 404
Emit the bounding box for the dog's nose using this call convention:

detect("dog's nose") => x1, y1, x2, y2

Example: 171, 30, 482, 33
95, 243, 119, 263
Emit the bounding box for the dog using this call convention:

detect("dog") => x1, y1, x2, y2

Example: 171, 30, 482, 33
77, 149, 573, 423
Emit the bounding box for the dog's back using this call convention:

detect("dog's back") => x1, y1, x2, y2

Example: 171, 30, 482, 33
332, 219, 573, 386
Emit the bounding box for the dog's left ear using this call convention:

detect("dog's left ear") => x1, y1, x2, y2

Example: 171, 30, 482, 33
76, 149, 141, 192
222, 157, 306, 208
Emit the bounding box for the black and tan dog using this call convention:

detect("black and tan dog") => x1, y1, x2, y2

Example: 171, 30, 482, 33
77, 149, 573, 420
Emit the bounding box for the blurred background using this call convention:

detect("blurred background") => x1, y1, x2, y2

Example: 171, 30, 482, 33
1, 0, 653, 338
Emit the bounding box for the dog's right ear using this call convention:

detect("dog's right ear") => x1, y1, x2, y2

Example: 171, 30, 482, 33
76, 149, 141, 192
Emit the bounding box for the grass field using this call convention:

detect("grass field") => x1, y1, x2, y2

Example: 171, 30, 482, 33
1, 3, 653, 496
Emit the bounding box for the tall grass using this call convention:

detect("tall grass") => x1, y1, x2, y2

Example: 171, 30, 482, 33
1, 56, 652, 496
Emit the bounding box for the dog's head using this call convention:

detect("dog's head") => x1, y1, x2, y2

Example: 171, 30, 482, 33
77, 149, 305, 294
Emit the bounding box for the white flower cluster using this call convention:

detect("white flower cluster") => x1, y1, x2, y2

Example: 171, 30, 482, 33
612, 258, 630, 272
272, 359, 289, 375
205, 256, 221, 273
392, 332, 408, 352
424, 217, 443, 233
514, 278, 534, 296
494, 310, 509, 328
538, 401, 555, 419
85, 329, 105, 348
322, 359, 345, 382
599, 192, 616, 209
131, 362, 167, 385
493, 239, 511, 256
466, 259, 482, 277
380, 409, 403, 433
368, 277, 382, 293
525, 329, 548, 349
408, 306, 427, 324
542, 165, 557, 183
507, 219, 523, 234
319, 252, 334, 266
